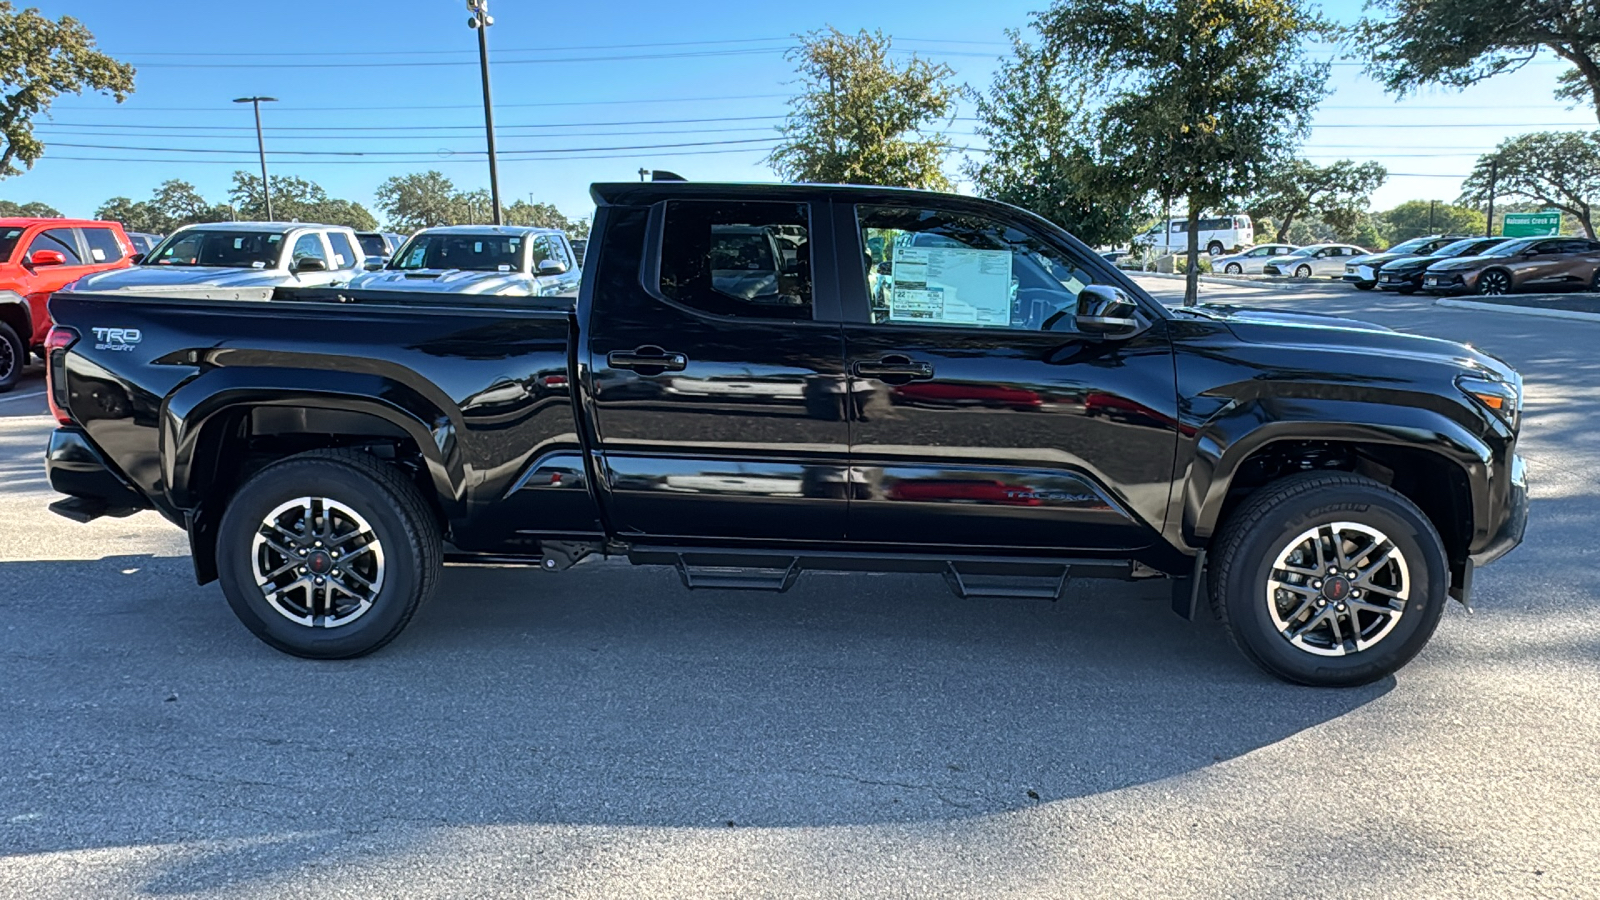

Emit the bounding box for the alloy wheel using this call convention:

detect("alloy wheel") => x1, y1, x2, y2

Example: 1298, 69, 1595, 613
1225, 263, 1242, 275
251, 496, 386, 628
1479, 270, 1511, 295
0, 338, 13, 382
1264, 521, 1409, 657
1294, 265, 1311, 280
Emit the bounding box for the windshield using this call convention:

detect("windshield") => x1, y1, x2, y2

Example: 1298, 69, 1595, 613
1388, 237, 1433, 254
0, 226, 23, 262
1434, 238, 1494, 257
710, 232, 775, 271
146, 230, 286, 268
356, 234, 388, 257
1486, 238, 1538, 257
392, 234, 524, 272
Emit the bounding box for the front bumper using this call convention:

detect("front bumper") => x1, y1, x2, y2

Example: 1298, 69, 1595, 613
1342, 265, 1376, 285
46, 427, 148, 521
1471, 453, 1528, 567
1376, 271, 1422, 291
1422, 271, 1471, 294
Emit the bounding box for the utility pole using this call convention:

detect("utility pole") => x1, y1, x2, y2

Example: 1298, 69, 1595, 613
1429, 199, 1436, 234
1485, 158, 1499, 237
467, 0, 502, 224
638, 167, 649, 182
233, 96, 278, 220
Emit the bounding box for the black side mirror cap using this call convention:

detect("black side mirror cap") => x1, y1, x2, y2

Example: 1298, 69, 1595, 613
1074, 285, 1142, 337
293, 257, 329, 273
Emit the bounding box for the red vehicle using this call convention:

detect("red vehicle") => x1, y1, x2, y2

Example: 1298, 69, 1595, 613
0, 218, 136, 391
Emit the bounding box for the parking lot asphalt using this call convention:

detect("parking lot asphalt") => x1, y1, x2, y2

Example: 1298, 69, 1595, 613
2, 282, 1598, 898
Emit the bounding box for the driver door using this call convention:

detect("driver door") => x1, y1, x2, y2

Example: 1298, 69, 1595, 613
839, 203, 1179, 552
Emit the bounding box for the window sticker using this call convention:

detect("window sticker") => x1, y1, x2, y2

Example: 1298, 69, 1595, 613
889, 246, 1012, 326
91, 248, 106, 261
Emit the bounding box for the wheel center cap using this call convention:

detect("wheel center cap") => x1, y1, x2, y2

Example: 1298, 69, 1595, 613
1321, 575, 1352, 602
307, 550, 334, 575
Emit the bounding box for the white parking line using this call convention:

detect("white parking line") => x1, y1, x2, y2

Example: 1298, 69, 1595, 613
0, 390, 47, 404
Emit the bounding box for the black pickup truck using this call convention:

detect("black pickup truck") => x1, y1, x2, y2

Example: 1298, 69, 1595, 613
43, 182, 1527, 686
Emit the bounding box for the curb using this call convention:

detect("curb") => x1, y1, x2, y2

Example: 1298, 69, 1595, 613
1435, 297, 1600, 323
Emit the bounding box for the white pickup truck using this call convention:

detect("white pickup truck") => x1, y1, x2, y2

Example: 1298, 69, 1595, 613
68, 222, 367, 292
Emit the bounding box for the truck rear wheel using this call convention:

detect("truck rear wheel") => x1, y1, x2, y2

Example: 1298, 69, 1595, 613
1209, 473, 1447, 686
215, 449, 441, 659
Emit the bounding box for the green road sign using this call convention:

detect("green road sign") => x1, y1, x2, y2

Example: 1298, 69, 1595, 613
1503, 211, 1561, 237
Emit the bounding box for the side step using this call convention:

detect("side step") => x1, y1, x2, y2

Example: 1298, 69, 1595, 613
675, 558, 801, 592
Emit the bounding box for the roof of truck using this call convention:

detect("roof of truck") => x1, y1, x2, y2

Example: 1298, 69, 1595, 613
591, 181, 969, 208
412, 224, 567, 236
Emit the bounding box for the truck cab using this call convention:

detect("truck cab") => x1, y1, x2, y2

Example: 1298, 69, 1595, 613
0, 217, 136, 390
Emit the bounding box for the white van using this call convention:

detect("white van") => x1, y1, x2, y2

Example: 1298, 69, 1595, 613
1135, 215, 1255, 256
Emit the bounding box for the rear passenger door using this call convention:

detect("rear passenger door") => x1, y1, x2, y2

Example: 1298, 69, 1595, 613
582, 196, 850, 541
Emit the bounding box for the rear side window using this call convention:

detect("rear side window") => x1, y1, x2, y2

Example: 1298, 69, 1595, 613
292, 233, 329, 265
356, 233, 387, 256
81, 227, 126, 263
0, 227, 23, 261
657, 200, 812, 320
27, 228, 83, 265
326, 232, 358, 269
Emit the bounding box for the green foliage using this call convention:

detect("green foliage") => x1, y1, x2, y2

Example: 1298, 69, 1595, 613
0, 3, 135, 177
1174, 254, 1213, 274
1248, 159, 1388, 243
1281, 212, 1384, 249
1040, 0, 1333, 304
769, 27, 959, 189
228, 172, 378, 230
1374, 200, 1486, 244
1458, 131, 1600, 239
1359, 0, 1600, 124
94, 180, 231, 234
0, 199, 61, 217
965, 26, 1145, 248
503, 199, 572, 231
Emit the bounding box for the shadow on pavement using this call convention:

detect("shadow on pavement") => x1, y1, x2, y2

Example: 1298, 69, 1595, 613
0, 549, 1389, 892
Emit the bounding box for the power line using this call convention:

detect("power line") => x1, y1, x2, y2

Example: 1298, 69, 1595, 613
105, 35, 1008, 58
39, 146, 777, 165
46, 93, 792, 113
34, 125, 780, 142
126, 46, 790, 69
43, 137, 783, 157
35, 114, 785, 132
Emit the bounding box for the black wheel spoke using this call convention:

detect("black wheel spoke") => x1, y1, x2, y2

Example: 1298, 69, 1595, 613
1267, 521, 1409, 658
252, 496, 383, 630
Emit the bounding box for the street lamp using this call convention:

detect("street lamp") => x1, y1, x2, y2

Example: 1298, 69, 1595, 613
467, 0, 503, 225
233, 96, 278, 221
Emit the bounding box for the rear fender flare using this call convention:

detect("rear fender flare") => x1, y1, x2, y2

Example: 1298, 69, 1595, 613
1184, 397, 1491, 545
160, 366, 467, 517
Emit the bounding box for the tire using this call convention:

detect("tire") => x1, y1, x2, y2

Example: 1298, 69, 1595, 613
1224, 263, 1243, 275
1355, 282, 1374, 290
0, 321, 23, 394
1477, 268, 1512, 296
215, 449, 442, 659
1209, 473, 1448, 687
1294, 264, 1312, 280
1207, 241, 1225, 256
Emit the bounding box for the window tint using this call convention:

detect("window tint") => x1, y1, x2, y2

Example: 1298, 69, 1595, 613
81, 227, 125, 263
356, 233, 387, 256
0, 227, 24, 261
1556, 239, 1596, 253
857, 205, 1101, 332
325, 231, 358, 269
658, 200, 811, 320
27, 228, 83, 265
292, 233, 329, 265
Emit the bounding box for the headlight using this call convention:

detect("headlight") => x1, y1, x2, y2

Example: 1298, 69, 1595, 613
1457, 374, 1521, 430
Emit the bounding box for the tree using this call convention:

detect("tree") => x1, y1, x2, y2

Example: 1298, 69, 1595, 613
1458, 131, 1600, 239
1247, 159, 1388, 242
1374, 200, 1486, 244
95, 179, 231, 234
1041, 0, 1332, 304
375, 171, 468, 231
229, 171, 378, 230
965, 26, 1145, 248
0, 199, 61, 217
504, 199, 572, 231
769, 27, 959, 189
1359, 0, 1600, 124
0, 3, 135, 177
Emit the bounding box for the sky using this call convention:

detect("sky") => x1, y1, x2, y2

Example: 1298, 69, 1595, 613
5, 0, 1596, 226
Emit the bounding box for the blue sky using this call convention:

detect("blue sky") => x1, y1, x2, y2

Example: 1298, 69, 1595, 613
7, 0, 1595, 225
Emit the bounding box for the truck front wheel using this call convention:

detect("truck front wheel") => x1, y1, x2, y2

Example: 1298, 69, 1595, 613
1209, 473, 1447, 686
215, 449, 441, 659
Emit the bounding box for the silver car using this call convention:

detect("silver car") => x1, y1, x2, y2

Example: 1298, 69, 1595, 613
1212, 243, 1300, 275
1261, 243, 1370, 280
349, 225, 580, 298
68, 222, 366, 292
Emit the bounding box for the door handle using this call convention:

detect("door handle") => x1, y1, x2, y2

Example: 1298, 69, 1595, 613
607, 345, 688, 373
852, 355, 934, 381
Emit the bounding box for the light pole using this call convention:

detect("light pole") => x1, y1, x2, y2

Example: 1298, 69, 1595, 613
467, 0, 503, 225
233, 96, 278, 220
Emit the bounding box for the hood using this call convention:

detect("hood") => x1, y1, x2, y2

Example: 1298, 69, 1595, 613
1349, 251, 1408, 267
1383, 254, 1448, 273
68, 265, 292, 291
348, 268, 533, 295
1187, 304, 1514, 380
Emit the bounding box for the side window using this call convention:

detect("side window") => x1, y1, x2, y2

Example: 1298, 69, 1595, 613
81, 227, 126, 263
291, 233, 329, 265
325, 231, 358, 269
858, 205, 1102, 332
657, 200, 811, 320
550, 235, 574, 271
27, 228, 83, 265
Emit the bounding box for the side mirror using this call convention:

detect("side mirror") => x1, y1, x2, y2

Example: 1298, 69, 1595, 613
129, 253, 145, 265
292, 257, 329, 273
1074, 285, 1141, 337
875, 260, 892, 275
28, 249, 67, 267
364, 259, 386, 271
537, 258, 567, 275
